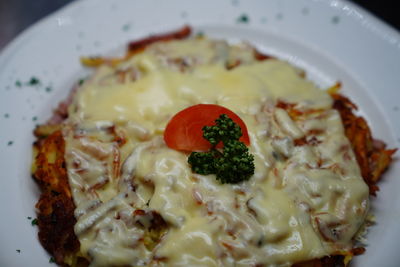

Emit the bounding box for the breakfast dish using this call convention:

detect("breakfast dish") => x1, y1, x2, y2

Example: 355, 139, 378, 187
31, 26, 395, 267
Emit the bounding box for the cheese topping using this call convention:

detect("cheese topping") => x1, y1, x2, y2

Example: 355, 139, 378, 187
64, 38, 369, 266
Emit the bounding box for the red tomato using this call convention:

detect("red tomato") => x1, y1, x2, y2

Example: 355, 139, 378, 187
164, 104, 250, 151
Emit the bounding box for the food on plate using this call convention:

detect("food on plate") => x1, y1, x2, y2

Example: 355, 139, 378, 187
31, 26, 395, 266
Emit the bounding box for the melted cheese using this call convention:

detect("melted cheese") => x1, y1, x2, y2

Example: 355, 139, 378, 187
64, 38, 369, 266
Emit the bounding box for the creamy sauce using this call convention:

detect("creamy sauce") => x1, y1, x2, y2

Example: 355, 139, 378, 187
63, 38, 369, 266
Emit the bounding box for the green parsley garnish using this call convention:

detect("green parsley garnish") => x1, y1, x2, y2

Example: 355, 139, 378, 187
78, 78, 86, 86
237, 14, 249, 24
188, 114, 255, 184
29, 77, 40, 86
31, 218, 38, 226
49, 257, 55, 263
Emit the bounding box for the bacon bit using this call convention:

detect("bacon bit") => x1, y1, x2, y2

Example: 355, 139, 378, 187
253, 48, 273, 61
351, 247, 366, 256
234, 189, 246, 195
294, 137, 307, 146
115, 67, 140, 83
246, 198, 257, 218
339, 144, 350, 153
276, 101, 297, 112
307, 136, 321, 146
307, 129, 324, 136
326, 163, 345, 176
226, 59, 242, 70
234, 196, 240, 209
206, 202, 214, 215
331, 92, 397, 195
106, 125, 127, 147
226, 228, 237, 239
128, 25, 191, 52
152, 255, 168, 263
276, 100, 326, 121
222, 241, 234, 251
134, 209, 146, 216
343, 151, 352, 161
90, 179, 109, 190
112, 147, 121, 180
314, 215, 349, 243
167, 57, 191, 72
297, 69, 306, 78
221, 240, 250, 259
192, 188, 203, 205
273, 167, 279, 177
276, 101, 304, 120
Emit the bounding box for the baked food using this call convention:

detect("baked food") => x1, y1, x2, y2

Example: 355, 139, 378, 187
32, 26, 395, 267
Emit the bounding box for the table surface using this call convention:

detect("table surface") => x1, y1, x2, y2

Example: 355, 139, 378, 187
0, 0, 399, 51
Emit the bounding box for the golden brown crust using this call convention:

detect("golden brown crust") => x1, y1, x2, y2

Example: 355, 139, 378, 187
32, 130, 81, 265
292, 255, 345, 267
331, 92, 397, 196
36, 191, 79, 265
81, 25, 192, 68
127, 25, 192, 53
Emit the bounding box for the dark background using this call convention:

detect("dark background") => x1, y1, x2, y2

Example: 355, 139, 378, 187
0, 0, 399, 51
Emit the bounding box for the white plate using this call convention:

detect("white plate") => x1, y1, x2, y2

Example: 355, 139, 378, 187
1, 0, 399, 266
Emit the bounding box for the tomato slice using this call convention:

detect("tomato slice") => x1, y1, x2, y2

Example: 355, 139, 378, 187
164, 104, 250, 151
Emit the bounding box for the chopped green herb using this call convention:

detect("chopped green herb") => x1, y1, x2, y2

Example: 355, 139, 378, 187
29, 77, 40, 86
27, 216, 32, 220
78, 78, 86, 86
16, 249, 21, 253
15, 80, 22, 87
122, 23, 131, 32
32, 116, 38, 121
31, 218, 38, 226
45, 86, 52, 92
237, 14, 249, 24
188, 114, 255, 184
332, 15, 340, 24
4, 113, 9, 118
49, 257, 55, 263
7, 141, 13, 146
